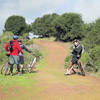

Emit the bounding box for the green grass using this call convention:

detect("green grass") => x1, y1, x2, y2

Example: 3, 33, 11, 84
34, 37, 55, 42
0, 73, 37, 87
0, 39, 48, 88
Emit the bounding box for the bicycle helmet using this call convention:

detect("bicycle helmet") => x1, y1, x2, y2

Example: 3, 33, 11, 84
73, 39, 79, 43
13, 35, 19, 39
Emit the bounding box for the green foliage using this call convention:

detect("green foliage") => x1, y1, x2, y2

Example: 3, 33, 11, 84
88, 45, 100, 72
0, 32, 13, 64
5, 15, 27, 34
24, 39, 34, 45
33, 49, 42, 57
32, 13, 59, 37
52, 13, 84, 41
83, 19, 100, 49
64, 56, 71, 69
82, 18, 100, 73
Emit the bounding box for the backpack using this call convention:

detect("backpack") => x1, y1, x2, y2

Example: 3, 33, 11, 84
9, 40, 13, 52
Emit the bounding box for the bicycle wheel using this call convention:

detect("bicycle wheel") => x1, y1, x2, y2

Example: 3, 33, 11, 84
1, 63, 10, 75
78, 62, 85, 76
0, 64, 4, 74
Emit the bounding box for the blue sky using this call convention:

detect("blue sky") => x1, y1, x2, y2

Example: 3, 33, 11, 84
0, 0, 100, 34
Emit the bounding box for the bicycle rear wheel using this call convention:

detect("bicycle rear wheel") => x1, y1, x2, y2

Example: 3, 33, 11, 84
78, 62, 85, 76
0, 64, 4, 74
0, 63, 10, 75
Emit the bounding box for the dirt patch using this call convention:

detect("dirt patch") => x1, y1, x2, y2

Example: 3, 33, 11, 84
34, 40, 100, 100
0, 88, 7, 100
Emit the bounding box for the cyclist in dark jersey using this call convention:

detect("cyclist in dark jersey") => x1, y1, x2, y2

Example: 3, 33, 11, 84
18, 40, 32, 73
65, 39, 85, 76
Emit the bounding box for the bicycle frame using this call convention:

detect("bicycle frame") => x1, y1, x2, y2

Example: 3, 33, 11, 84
24, 57, 37, 73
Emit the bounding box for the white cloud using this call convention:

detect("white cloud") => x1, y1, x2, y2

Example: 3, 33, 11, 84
1, 0, 100, 33
73, 0, 100, 23
0, 0, 69, 33
0, 0, 18, 33
18, 0, 65, 11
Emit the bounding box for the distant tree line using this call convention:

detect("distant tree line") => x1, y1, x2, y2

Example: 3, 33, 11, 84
31, 13, 84, 41
4, 13, 84, 41
4, 15, 32, 35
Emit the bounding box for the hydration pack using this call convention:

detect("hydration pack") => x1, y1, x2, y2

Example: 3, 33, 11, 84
9, 40, 13, 52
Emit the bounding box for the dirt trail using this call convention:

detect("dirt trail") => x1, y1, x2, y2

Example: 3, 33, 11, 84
0, 39, 100, 100
33, 40, 100, 100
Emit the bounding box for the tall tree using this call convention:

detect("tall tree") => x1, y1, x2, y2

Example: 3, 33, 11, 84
52, 13, 84, 41
32, 13, 59, 37
5, 15, 26, 35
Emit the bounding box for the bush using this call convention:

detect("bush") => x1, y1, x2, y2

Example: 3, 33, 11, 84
52, 13, 84, 41
24, 39, 34, 45
87, 45, 100, 72
82, 19, 100, 73
64, 56, 71, 69
24, 47, 42, 67
5, 15, 26, 35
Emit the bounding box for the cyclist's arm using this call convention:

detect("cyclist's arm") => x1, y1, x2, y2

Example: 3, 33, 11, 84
23, 45, 32, 53
5, 42, 10, 52
17, 44, 23, 54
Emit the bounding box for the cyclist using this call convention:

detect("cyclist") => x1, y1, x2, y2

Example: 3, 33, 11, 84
65, 39, 85, 76
18, 39, 32, 73
5, 35, 23, 76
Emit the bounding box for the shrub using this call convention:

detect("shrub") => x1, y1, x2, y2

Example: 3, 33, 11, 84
64, 56, 71, 69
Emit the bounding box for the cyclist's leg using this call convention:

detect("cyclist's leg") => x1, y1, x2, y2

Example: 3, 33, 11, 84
20, 56, 24, 73
9, 56, 14, 75
66, 56, 78, 74
69, 63, 77, 74
14, 56, 22, 75
10, 64, 13, 74
17, 64, 20, 72
68, 62, 73, 70
65, 62, 73, 75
